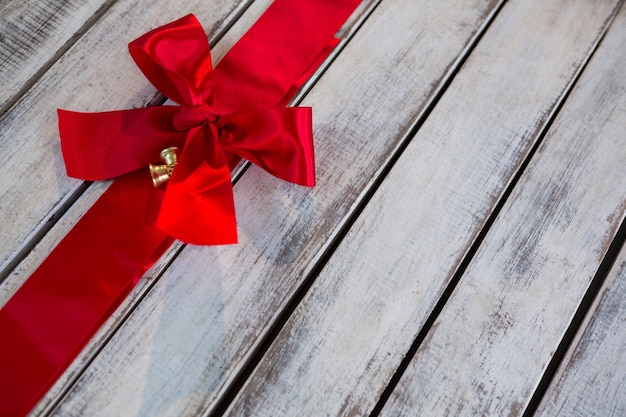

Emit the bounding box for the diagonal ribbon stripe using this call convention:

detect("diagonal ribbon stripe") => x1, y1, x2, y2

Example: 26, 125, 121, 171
0, 1, 362, 416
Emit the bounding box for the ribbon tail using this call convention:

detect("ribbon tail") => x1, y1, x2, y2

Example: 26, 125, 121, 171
211, 0, 362, 113
0, 172, 172, 417
59, 106, 186, 180
219, 107, 315, 187
279, 37, 341, 106
158, 128, 237, 245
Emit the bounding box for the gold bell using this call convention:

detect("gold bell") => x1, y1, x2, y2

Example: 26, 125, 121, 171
149, 147, 178, 187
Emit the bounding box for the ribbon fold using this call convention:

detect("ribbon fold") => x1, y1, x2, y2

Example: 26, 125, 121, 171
59, 14, 316, 245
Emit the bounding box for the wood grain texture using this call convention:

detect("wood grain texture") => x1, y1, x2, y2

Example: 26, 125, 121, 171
221, 0, 623, 415
0, 0, 251, 284
0, 0, 113, 115
4, 1, 375, 415
40, 1, 504, 416
378, 3, 626, 417
535, 245, 626, 416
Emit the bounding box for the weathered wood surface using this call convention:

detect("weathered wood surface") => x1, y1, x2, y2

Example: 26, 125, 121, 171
39, 0, 507, 416
1, 0, 625, 416
376, 3, 626, 416
0, 0, 252, 285
535, 241, 626, 417
0, 0, 112, 115
220, 0, 624, 416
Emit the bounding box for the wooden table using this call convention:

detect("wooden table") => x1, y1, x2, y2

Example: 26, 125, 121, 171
1, 0, 625, 415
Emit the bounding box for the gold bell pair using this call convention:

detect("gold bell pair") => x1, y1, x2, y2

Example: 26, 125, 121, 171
149, 147, 178, 187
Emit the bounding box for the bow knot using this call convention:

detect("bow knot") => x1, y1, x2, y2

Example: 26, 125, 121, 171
173, 104, 219, 131
57, 14, 316, 245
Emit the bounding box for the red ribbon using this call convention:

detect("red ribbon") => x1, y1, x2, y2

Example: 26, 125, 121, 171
0, 1, 361, 416
59, 14, 316, 245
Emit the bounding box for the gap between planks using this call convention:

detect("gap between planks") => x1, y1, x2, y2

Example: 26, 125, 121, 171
526, 218, 626, 416
534, 226, 626, 417
374, 0, 626, 414
375, 0, 626, 414
0, 0, 118, 117
515, 4, 626, 414
208, 1, 505, 415
219, 0, 626, 415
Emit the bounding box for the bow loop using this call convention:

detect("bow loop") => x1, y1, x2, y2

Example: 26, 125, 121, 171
58, 106, 187, 180
129, 14, 214, 106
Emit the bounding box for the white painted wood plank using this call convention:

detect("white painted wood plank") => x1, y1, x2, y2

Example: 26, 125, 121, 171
4, 1, 376, 415
0, 0, 251, 283
0, 0, 111, 114
378, 5, 626, 417
219, 0, 625, 415
535, 244, 626, 417
39, 1, 504, 416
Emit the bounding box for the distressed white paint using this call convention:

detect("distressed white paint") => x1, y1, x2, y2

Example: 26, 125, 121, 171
3, 0, 624, 416
535, 246, 626, 416
379, 4, 626, 417
219, 0, 625, 416
38, 0, 505, 416
0, 0, 112, 114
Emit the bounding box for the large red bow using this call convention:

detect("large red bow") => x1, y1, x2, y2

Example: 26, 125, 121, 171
58, 14, 315, 245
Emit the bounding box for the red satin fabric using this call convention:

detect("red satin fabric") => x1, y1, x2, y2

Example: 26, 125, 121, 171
59, 14, 316, 245
0, 172, 172, 417
0, 1, 361, 416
